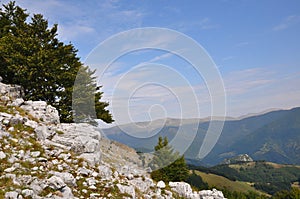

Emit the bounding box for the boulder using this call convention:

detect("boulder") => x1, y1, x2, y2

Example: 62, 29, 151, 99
4, 191, 19, 199
21, 101, 60, 124
98, 165, 112, 180
47, 176, 66, 190
50, 171, 76, 187
10, 98, 24, 107
169, 182, 192, 197
0, 151, 6, 159
157, 180, 166, 189
21, 189, 34, 198
116, 184, 136, 198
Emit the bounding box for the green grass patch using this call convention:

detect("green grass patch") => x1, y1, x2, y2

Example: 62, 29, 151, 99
194, 170, 265, 194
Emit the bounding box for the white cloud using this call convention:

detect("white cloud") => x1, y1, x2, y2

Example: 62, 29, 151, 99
224, 68, 274, 95
198, 17, 219, 30
171, 17, 219, 33
58, 24, 96, 41
222, 56, 235, 61
273, 15, 300, 31
7, 0, 145, 46
224, 68, 300, 117
98, 62, 204, 124
147, 52, 174, 63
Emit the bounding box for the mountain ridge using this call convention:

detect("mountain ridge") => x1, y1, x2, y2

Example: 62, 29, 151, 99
102, 107, 300, 166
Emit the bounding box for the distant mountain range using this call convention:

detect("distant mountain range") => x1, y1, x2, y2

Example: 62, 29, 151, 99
100, 107, 300, 166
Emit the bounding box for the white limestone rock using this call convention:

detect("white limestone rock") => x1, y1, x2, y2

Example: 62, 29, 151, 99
5, 191, 19, 199
157, 180, 166, 189
169, 182, 193, 197
21, 189, 34, 198
50, 171, 76, 187
0, 151, 6, 159
47, 176, 66, 190
98, 165, 112, 180
116, 184, 136, 198
21, 101, 59, 124
10, 98, 24, 107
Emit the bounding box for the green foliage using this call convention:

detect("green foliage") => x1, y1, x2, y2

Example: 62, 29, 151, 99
186, 170, 209, 190
191, 161, 300, 195
150, 136, 189, 182
72, 65, 113, 124
272, 188, 300, 199
221, 189, 269, 199
0, 1, 113, 123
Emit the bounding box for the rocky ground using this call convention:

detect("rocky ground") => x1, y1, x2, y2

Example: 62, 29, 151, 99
0, 78, 226, 199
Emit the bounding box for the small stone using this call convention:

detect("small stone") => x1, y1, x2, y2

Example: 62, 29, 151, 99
3, 119, 10, 125
32, 166, 38, 171
8, 127, 14, 132
0, 96, 10, 102
127, 174, 134, 180
17, 150, 24, 159
88, 185, 97, 190
86, 178, 97, 186
21, 189, 34, 198
82, 189, 87, 194
90, 193, 101, 198
10, 138, 18, 143
91, 172, 98, 177
77, 167, 91, 176
57, 165, 63, 171
24, 120, 38, 129
52, 159, 59, 165
47, 176, 66, 190
157, 180, 166, 189
5, 191, 19, 199
58, 153, 71, 160
30, 151, 41, 157
4, 167, 15, 173
11, 98, 24, 107
0, 151, 6, 159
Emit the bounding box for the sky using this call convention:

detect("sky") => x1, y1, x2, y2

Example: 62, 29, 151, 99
1, 0, 300, 127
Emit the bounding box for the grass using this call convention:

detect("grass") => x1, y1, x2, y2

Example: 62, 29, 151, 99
0, 177, 14, 198
194, 170, 266, 195
0, 104, 39, 122
56, 130, 64, 135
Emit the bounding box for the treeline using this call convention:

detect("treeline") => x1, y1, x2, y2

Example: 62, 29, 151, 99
221, 188, 300, 199
189, 161, 300, 196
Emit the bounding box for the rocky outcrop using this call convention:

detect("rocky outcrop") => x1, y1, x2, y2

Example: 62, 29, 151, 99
0, 79, 24, 102
0, 78, 226, 198
168, 182, 225, 199
222, 154, 253, 165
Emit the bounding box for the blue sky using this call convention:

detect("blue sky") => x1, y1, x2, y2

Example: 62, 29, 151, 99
2, 0, 300, 126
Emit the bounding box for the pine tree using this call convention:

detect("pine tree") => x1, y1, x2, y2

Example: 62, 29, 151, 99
0, 1, 113, 123
150, 136, 189, 182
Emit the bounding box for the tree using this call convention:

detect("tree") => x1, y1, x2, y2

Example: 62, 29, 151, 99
272, 188, 300, 199
0, 1, 113, 123
72, 65, 113, 124
150, 136, 189, 182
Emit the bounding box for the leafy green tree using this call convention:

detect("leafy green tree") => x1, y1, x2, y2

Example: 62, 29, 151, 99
272, 188, 300, 199
0, 1, 113, 123
150, 136, 189, 182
